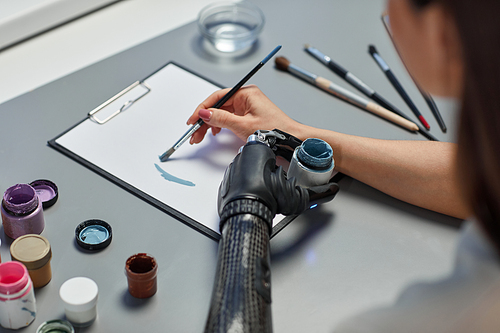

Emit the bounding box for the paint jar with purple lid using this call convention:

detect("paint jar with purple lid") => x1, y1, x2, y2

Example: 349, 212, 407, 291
0, 261, 37, 329
1, 184, 45, 239
125, 253, 158, 298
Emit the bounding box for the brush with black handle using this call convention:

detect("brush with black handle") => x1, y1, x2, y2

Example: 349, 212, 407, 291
275, 56, 418, 132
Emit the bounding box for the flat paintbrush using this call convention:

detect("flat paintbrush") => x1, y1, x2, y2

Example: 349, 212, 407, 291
275, 56, 418, 132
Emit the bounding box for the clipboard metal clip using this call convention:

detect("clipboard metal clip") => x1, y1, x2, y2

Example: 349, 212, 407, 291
88, 81, 151, 124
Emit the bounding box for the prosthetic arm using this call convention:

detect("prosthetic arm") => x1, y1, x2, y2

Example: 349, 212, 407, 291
204, 130, 339, 333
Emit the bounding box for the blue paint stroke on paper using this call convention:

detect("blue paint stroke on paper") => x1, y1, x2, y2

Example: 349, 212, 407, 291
154, 163, 195, 187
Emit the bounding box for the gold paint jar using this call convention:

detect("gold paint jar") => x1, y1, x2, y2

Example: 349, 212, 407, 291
10, 234, 52, 288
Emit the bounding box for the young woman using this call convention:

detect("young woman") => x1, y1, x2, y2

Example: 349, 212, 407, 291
189, 0, 500, 330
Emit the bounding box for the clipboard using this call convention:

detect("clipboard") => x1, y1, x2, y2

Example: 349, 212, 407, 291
49, 62, 296, 240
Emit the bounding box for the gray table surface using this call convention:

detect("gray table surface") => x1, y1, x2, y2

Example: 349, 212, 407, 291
0, 0, 462, 332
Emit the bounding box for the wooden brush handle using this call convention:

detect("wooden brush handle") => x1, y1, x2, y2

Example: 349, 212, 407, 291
316, 76, 418, 132
366, 102, 418, 131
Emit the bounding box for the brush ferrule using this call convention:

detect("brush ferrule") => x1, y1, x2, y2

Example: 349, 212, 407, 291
174, 122, 202, 150
306, 47, 330, 65
372, 53, 389, 71
288, 63, 317, 84
345, 73, 375, 96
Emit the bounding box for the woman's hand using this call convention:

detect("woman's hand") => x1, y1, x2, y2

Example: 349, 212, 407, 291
187, 86, 469, 219
187, 85, 299, 144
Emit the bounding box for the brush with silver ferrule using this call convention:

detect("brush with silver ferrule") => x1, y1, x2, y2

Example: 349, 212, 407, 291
275, 56, 418, 132
159, 45, 282, 162
368, 44, 430, 130
304, 43, 438, 141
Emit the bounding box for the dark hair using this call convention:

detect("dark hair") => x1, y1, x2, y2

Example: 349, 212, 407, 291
410, 0, 500, 253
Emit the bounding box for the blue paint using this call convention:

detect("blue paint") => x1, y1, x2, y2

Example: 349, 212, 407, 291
21, 307, 36, 317
297, 138, 333, 169
79, 225, 109, 244
154, 164, 195, 187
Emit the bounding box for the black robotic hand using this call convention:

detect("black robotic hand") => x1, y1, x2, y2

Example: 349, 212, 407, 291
218, 130, 339, 231
205, 130, 339, 333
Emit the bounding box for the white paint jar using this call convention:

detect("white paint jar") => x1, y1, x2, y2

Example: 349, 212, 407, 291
59, 277, 98, 327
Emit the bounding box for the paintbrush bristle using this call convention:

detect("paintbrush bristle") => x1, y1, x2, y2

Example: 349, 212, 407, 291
304, 43, 311, 49
159, 147, 175, 162
275, 56, 291, 71
368, 45, 377, 55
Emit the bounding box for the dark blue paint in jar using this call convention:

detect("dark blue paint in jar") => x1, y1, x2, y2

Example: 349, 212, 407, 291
288, 138, 335, 187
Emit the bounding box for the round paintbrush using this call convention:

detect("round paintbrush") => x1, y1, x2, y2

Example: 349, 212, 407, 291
275, 56, 418, 132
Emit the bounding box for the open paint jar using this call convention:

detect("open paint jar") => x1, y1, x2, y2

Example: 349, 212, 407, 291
1, 183, 45, 239
125, 253, 158, 298
287, 138, 334, 187
0, 261, 36, 329
1, 180, 58, 239
36, 319, 74, 333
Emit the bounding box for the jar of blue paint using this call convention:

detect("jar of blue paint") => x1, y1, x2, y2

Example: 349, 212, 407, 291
287, 138, 335, 187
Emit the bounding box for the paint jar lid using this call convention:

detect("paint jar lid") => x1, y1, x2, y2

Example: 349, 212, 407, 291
36, 319, 74, 333
75, 219, 112, 251
30, 179, 59, 209
59, 277, 98, 312
10, 234, 52, 270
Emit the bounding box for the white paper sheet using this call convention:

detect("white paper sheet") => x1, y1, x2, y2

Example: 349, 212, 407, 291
55, 63, 284, 236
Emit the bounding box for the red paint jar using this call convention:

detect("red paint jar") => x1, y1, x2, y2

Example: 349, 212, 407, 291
125, 253, 158, 298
